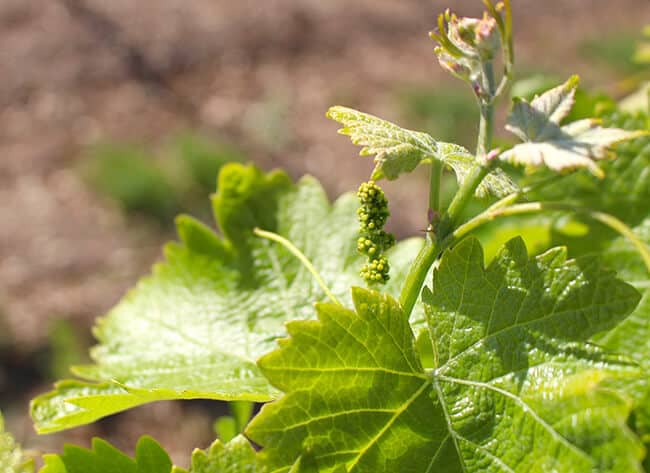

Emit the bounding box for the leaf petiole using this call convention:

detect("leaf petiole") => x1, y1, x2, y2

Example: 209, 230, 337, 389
451, 202, 650, 275
448, 173, 566, 239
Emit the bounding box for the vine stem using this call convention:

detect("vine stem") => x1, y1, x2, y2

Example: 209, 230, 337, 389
476, 65, 495, 156
400, 175, 568, 316
253, 228, 342, 306
398, 20, 518, 317
429, 160, 443, 215
399, 164, 492, 316
400, 62, 498, 317
398, 160, 443, 316
451, 202, 650, 275
439, 164, 492, 238
399, 239, 438, 317
438, 62, 497, 239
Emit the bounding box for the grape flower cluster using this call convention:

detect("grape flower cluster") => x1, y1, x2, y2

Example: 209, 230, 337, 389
356, 181, 395, 284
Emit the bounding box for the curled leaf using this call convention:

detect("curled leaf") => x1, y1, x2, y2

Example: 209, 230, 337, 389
502, 76, 647, 177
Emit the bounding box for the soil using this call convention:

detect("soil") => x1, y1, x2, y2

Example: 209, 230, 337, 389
1, 0, 648, 467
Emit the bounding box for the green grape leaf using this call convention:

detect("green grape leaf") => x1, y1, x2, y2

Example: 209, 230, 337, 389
39, 436, 171, 473
423, 237, 643, 472
486, 108, 650, 265
246, 287, 439, 472
502, 76, 646, 177
31, 380, 188, 435
327, 106, 517, 197
32, 164, 425, 433
593, 217, 650, 440
171, 435, 260, 473
247, 238, 644, 472
1, 411, 34, 473
506, 75, 580, 141
531, 109, 650, 227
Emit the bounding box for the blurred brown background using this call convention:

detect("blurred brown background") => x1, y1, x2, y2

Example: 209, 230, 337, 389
1, 0, 649, 467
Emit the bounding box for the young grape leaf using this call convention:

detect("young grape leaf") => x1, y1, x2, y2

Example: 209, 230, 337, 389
248, 238, 643, 472
593, 217, 650, 440
171, 435, 260, 473
530, 109, 650, 227
481, 108, 650, 264
32, 164, 426, 433
1, 411, 34, 473
327, 106, 517, 197
506, 75, 580, 141
502, 76, 646, 177
40, 436, 171, 473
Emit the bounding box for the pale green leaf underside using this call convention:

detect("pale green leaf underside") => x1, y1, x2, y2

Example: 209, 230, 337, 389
502, 121, 645, 178
503, 76, 645, 177
327, 106, 516, 197
594, 217, 650, 439
526, 108, 650, 226
247, 238, 643, 472
172, 435, 261, 473
0, 411, 34, 473
506, 75, 579, 142
32, 164, 425, 433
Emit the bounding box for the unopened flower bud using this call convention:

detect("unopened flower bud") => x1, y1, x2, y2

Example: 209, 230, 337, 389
449, 13, 501, 60
436, 49, 476, 83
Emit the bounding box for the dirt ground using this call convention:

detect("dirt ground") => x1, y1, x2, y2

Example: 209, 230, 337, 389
1, 0, 649, 466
